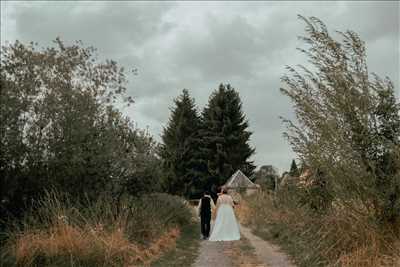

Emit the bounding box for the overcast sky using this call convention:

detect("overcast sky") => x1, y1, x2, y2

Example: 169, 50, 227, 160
1, 1, 399, 173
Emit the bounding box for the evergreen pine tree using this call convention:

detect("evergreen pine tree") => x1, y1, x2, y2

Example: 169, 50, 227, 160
201, 84, 255, 190
289, 159, 300, 176
161, 89, 203, 197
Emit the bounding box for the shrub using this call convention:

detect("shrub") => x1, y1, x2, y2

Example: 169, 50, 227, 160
1, 191, 191, 267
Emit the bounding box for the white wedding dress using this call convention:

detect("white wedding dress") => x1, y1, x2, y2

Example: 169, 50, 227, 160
209, 194, 240, 241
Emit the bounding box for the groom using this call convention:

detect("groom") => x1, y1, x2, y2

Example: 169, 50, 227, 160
197, 191, 215, 240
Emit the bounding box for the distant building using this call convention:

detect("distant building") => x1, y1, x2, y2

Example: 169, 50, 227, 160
280, 168, 312, 188
223, 170, 260, 198
258, 165, 278, 176
279, 172, 293, 186
298, 168, 313, 187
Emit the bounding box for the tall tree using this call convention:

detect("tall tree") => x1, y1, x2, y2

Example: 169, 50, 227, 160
0, 39, 160, 217
281, 16, 400, 222
122, 128, 164, 197
289, 159, 300, 177
201, 84, 255, 190
161, 89, 203, 197
254, 165, 278, 191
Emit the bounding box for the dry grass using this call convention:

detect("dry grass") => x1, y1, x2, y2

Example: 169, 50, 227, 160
317, 210, 398, 267
1, 192, 191, 267
8, 220, 180, 267
241, 191, 400, 267
235, 199, 252, 226
336, 246, 397, 267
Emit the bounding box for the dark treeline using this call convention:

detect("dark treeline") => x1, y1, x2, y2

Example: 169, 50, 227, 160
161, 85, 255, 199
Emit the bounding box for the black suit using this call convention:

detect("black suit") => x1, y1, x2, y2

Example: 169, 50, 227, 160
199, 195, 213, 238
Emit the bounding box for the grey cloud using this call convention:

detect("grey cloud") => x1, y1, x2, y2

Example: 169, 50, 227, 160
170, 15, 261, 80
169, 12, 298, 82
338, 2, 399, 42
12, 1, 175, 56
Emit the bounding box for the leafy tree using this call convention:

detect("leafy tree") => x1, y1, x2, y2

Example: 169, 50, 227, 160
122, 128, 163, 197
281, 16, 400, 223
160, 89, 203, 197
254, 165, 278, 191
289, 159, 300, 177
201, 84, 255, 190
0, 39, 158, 216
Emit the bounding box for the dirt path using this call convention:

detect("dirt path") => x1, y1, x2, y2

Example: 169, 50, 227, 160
241, 226, 296, 267
193, 226, 296, 267
193, 240, 235, 267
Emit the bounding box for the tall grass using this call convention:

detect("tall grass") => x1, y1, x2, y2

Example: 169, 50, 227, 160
1, 192, 192, 267
240, 191, 400, 267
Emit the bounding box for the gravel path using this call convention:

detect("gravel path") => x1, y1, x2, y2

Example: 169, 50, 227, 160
193, 239, 235, 267
241, 226, 296, 267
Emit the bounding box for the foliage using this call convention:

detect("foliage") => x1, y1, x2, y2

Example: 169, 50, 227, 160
0, 39, 161, 217
1, 191, 192, 267
160, 89, 204, 198
289, 159, 300, 177
122, 129, 164, 197
298, 169, 334, 213
162, 85, 256, 197
280, 16, 400, 223
253, 165, 278, 191
201, 84, 256, 190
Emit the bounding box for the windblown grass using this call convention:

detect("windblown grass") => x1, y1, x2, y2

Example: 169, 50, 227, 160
1, 192, 192, 267
240, 191, 400, 267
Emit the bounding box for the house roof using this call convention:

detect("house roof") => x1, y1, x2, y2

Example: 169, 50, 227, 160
224, 170, 260, 189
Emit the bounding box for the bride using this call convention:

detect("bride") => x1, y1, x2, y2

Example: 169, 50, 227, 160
209, 188, 240, 241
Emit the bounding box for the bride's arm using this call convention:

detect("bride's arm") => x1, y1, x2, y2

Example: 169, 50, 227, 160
215, 197, 221, 209
210, 197, 216, 210
212, 197, 220, 220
